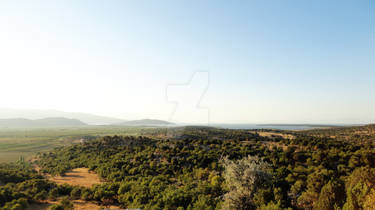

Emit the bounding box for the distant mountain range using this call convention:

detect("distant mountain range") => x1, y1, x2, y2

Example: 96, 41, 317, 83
114, 119, 174, 126
0, 108, 175, 128
0, 117, 87, 128
0, 108, 124, 125
0, 117, 174, 128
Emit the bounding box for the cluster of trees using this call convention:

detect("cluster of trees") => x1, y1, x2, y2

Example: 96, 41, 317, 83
0, 160, 51, 209
0, 159, 93, 209
49, 197, 74, 210
3, 125, 375, 209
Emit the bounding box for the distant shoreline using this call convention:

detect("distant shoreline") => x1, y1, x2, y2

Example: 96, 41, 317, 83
256, 124, 341, 128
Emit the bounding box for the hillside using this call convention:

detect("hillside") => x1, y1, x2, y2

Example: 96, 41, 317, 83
32, 126, 375, 210
1, 125, 375, 209
0, 117, 87, 128
299, 123, 375, 144
115, 119, 174, 126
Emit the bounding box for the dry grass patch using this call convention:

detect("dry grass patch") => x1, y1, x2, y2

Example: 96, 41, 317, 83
250, 131, 295, 139
26, 200, 122, 210
73, 200, 121, 210
258, 131, 295, 139
47, 168, 102, 188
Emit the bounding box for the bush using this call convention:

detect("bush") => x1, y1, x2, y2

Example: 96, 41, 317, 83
70, 187, 81, 199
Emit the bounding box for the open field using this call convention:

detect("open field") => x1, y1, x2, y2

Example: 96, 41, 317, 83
0, 126, 152, 162
46, 168, 102, 188
250, 131, 295, 139
25, 168, 118, 209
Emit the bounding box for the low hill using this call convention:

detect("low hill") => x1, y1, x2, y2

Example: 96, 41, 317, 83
115, 119, 174, 126
36, 126, 375, 210
0, 117, 87, 128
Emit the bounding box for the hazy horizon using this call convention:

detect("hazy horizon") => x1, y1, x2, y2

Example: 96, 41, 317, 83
0, 107, 369, 126
1, 1, 374, 124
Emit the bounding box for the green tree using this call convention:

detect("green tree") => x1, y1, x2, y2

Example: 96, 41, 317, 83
315, 179, 345, 210
343, 167, 375, 210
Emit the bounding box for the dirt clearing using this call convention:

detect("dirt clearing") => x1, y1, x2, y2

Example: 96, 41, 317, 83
46, 168, 102, 188
252, 131, 295, 139
26, 200, 121, 210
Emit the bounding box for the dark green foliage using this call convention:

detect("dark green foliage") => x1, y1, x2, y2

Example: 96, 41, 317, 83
315, 179, 345, 210
343, 167, 375, 210
0, 162, 42, 184
70, 187, 81, 199
49, 197, 74, 210
0, 162, 56, 209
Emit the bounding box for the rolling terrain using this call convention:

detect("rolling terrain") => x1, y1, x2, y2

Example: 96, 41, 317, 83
1, 124, 375, 209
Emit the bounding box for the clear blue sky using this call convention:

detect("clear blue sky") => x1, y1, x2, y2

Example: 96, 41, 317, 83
0, 0, 374, 124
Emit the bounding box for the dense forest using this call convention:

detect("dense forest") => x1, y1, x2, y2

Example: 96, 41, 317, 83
1, 125, 375, 209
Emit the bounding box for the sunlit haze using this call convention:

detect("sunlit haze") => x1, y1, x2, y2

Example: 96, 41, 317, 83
1, 1, 374, 124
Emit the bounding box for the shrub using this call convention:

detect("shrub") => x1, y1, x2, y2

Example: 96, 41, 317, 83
221, 156, 272, 210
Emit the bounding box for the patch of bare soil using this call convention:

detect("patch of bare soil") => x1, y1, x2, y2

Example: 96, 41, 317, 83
73, 200, 121, 210
251, 131, 295, 139
46, 168, 102, 188
26, 200, 122, 210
